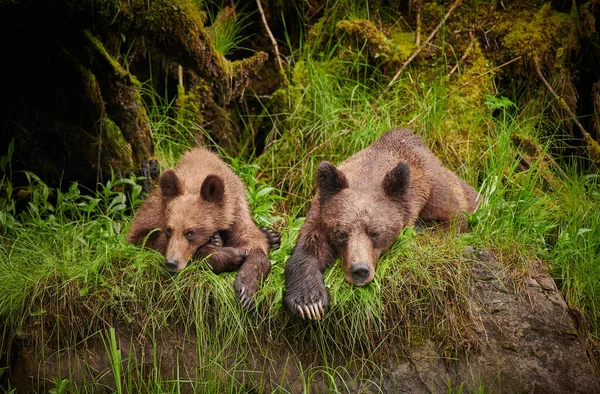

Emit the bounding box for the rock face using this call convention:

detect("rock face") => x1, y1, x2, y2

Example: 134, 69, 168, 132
7, 248, 600, 393
456, 247, 599, 394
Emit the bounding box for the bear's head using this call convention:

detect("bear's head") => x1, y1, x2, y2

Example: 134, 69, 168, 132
316, 161, 411, 286
159, 170, 226, 272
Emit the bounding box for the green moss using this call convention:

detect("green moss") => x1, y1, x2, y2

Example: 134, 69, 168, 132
71, 59, 104, 119
585, 133, 600, 165
335, 19, 415, 66
389, 28, 418, 60
307, 14, 329, 48
131, 0, 206, 50
125, 0, 266, 93
423, 41, 492, 174
175, 84, 201, 120
502, 3, 575, 65
90, 0, 266, 103
291, 60, 308, 87
337, 19, 387, 46
175, 84, 205, 145
174, 76, 240, 152
110, 81, 152, 165
422, 1, 444, 19
83, 30, 128, 80
66, 35, 150, 174
102, 116, 134, 171
225, 51, 270, 100
83, 29, 143, 91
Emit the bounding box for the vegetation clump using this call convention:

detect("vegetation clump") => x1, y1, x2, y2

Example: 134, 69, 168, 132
501, 3, 576, 66
335, 19, 415, 68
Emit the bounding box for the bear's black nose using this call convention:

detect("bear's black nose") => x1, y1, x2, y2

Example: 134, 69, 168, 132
165, 259, 179, 272
350, 263, 371, 283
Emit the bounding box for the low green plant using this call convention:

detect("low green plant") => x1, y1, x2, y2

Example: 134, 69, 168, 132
206, 2, 254, 58
141, 84, 205, 165
101, 327, 123, 394
549, 170, 600, 339
49, 379, 70, 394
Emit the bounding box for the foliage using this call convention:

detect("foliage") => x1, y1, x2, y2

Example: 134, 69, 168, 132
206, 2, 255, 58
501, 3, 576, 65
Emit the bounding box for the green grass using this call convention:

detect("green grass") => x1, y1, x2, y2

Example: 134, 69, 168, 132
550, 170, 600, 336
206, 1, 254, 58
2, 5, 600, 393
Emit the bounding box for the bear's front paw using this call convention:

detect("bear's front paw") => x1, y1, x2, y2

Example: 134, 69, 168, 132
232, 251, 270, 310
205, 246, 247, 273
284, 279, 329, 320
260, 227, 281, 251
220, 246, 248, 266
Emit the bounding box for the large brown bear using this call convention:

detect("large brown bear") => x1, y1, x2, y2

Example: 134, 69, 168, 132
283, 128, 480, 319
127, 147, 278, 308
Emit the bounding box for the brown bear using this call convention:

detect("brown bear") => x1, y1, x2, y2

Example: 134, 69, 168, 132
283, 128, 480, 319
127, 147, 279, 308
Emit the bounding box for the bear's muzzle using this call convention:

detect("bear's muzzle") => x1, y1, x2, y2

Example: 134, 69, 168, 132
349, 263, 372, 285
343, 232, 376, 285
165, 259, 181, 272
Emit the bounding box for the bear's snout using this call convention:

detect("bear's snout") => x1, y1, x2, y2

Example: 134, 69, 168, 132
343, 232, 377, 286
349, 263, 372, 285
165, 259, 181, 272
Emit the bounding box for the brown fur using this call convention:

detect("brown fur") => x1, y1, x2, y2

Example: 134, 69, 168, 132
127, 148, 271, 306
283, 128, 480, 319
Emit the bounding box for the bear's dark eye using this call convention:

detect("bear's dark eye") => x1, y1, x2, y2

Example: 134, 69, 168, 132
336, 231, 348, 242
165, 227, 173, 237
368, 231, 379, 239
185, 230, 196, 240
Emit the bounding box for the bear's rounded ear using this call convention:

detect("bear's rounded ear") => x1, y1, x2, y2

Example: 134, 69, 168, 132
200, 175, 225, 203
317, 161, 348, 204
383, 161, 410, 198
160, 170, 181, 199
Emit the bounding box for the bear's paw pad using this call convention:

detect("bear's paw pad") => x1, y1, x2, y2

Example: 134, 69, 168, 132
210, 233, 224, 247
261, 227, 281, 251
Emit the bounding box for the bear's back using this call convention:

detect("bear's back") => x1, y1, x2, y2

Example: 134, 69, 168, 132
337, 128, 442, 190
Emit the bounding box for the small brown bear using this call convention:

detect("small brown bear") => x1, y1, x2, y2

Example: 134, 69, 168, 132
127, 147, 278, 308
283, 128, 480, 319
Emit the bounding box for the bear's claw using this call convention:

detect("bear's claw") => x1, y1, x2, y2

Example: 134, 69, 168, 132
296, 301, 324, 320
240, 295, 253, 309
284, 280, 329, 320
209, 233, 224, 247
235, 283, 256, 309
